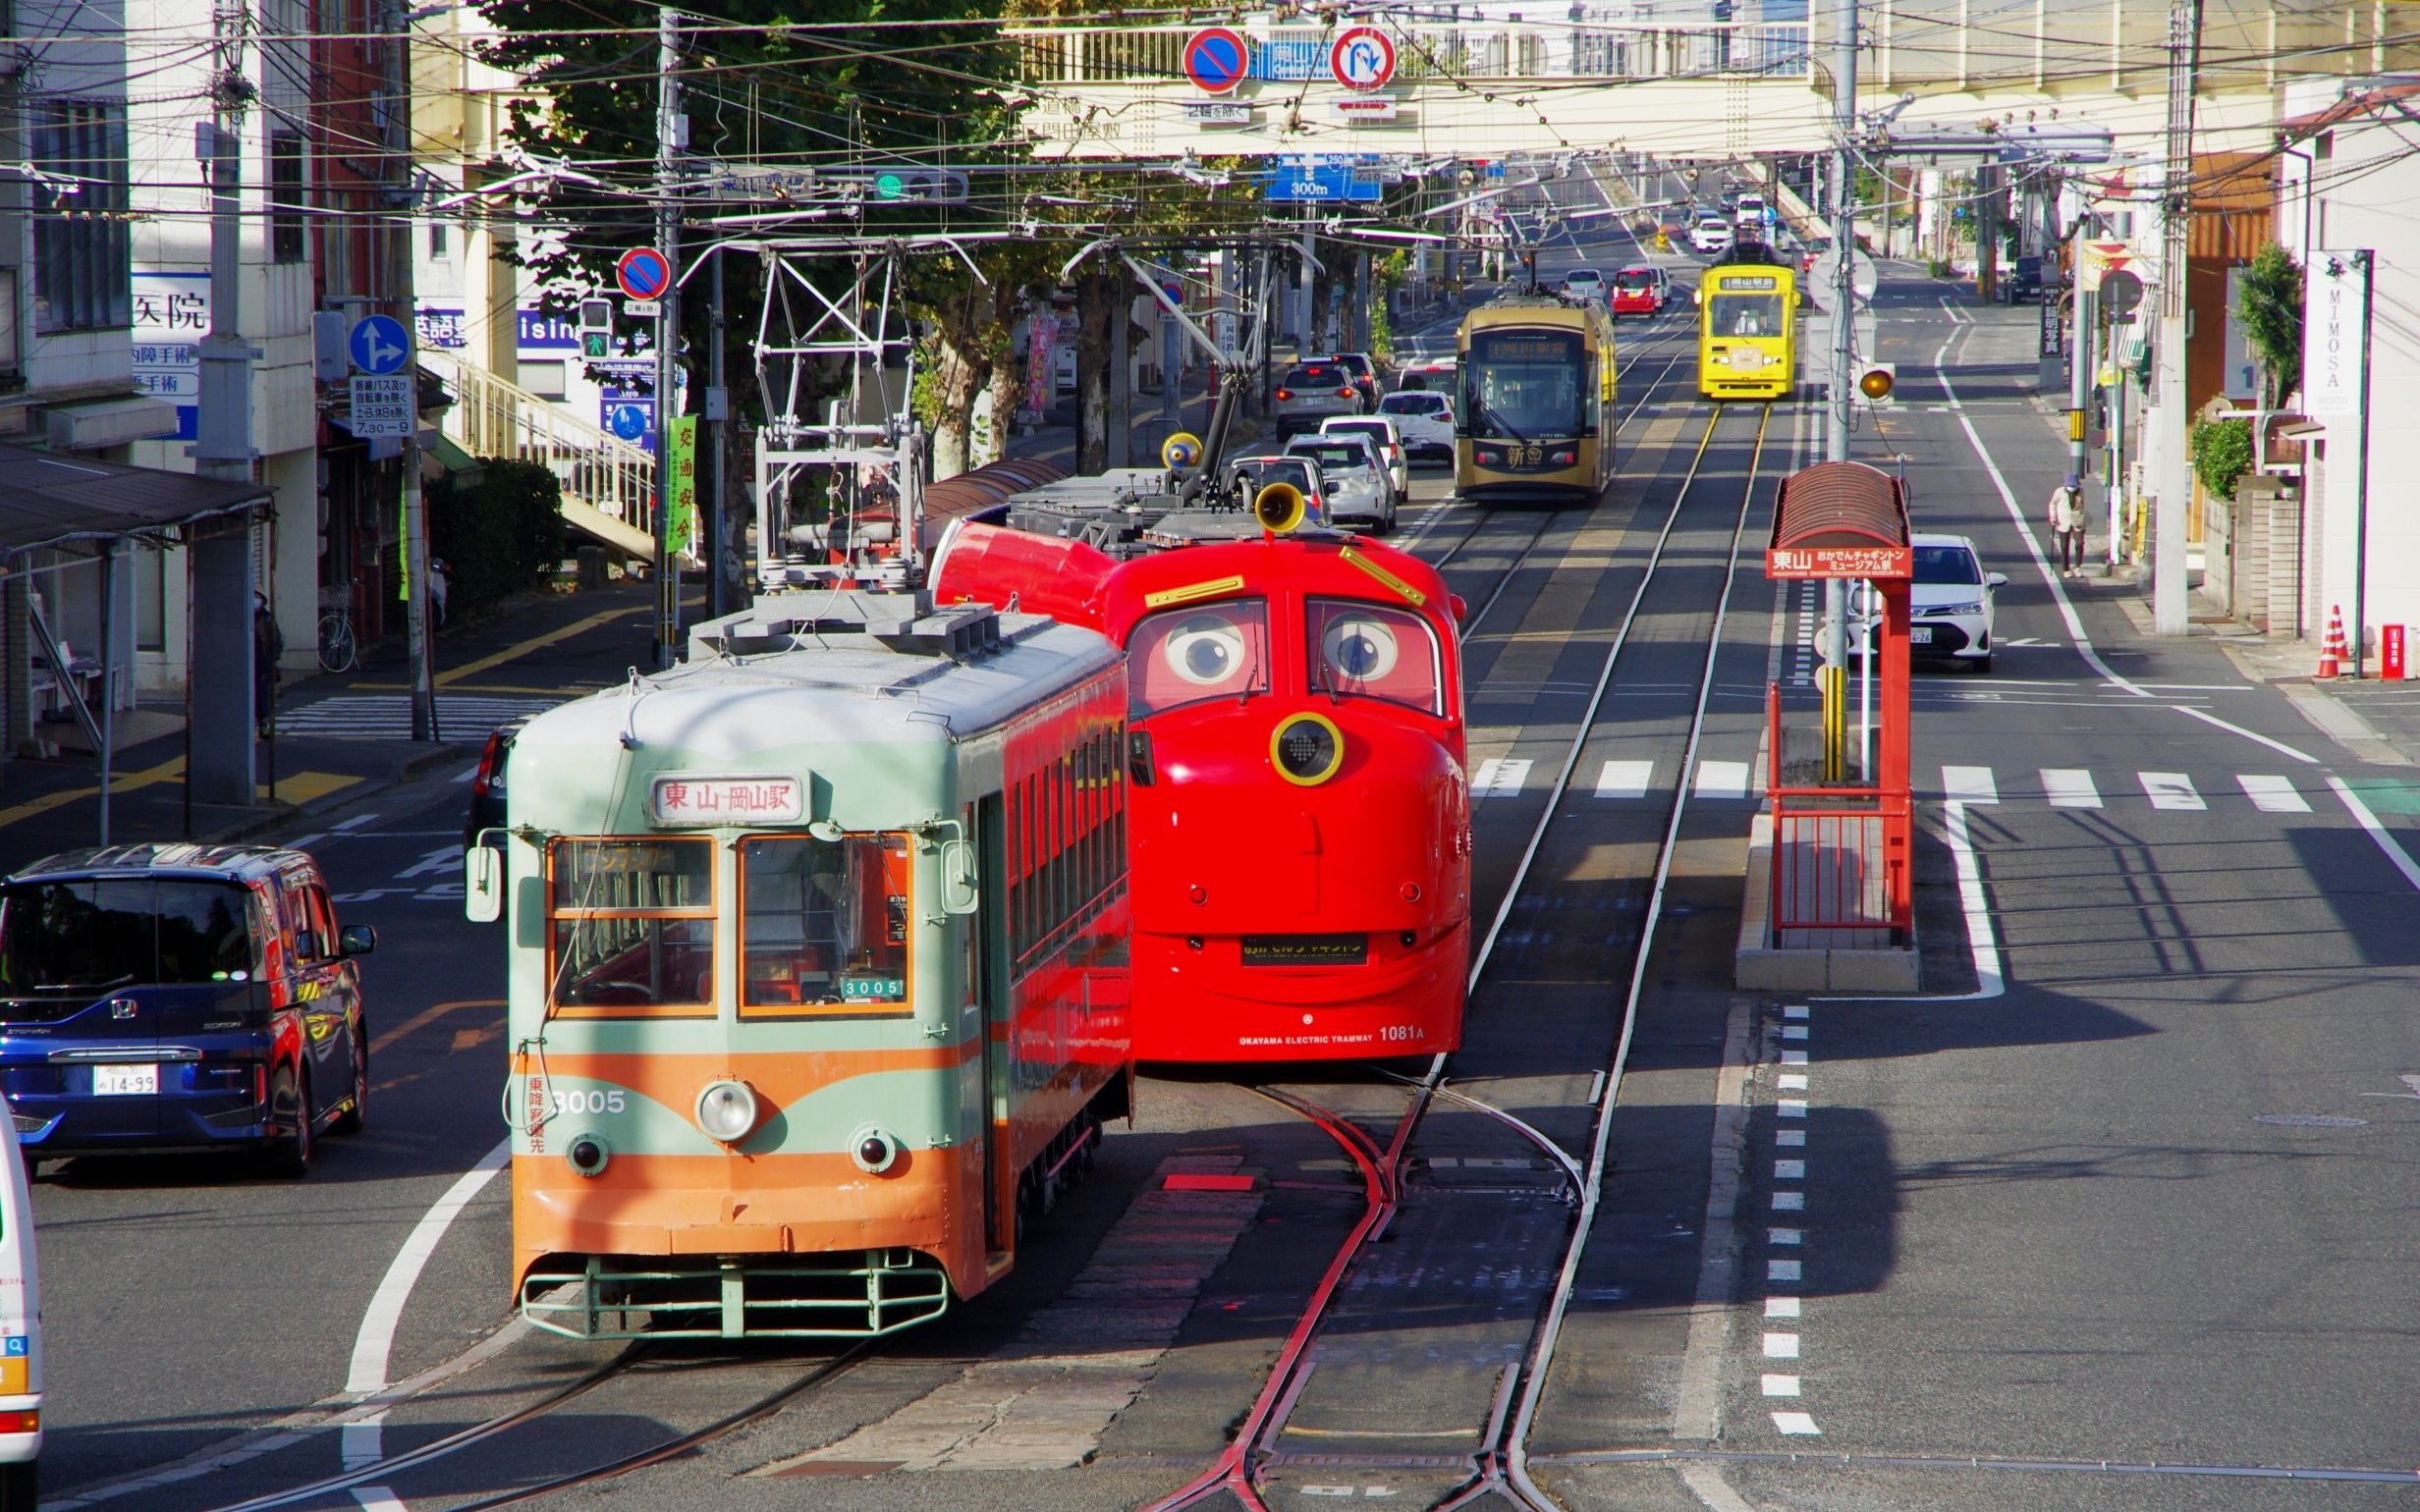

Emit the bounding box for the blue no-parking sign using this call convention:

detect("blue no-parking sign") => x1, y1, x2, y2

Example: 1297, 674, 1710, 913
616, 246, 672, 301
349, 314, 411, 375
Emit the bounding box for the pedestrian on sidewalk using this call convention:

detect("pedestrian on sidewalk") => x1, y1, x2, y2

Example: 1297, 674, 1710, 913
252, 591, 282, 738
2048, 475, 2086, 576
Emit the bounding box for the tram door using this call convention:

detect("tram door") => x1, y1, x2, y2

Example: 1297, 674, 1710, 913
975, 792, 1013, 1260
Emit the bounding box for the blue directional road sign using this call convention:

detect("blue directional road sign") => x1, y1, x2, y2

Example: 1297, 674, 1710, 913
601, 386, 656, 450
1266, 154, 1383, 204
349, 314, 411, 375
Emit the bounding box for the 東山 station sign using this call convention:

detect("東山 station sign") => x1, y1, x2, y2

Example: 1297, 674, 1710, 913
1183, 27, 1251, 94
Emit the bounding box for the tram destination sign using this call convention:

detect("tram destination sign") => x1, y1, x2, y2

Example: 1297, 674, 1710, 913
1766, 545, 1912, 580
651, 776, 806, 825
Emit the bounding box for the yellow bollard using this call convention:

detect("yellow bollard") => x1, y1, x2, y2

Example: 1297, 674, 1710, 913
1819, 665, 1846, 783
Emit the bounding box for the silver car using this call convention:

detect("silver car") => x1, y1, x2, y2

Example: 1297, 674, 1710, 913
1320, 415, 1410, 504
1275, 359, 1363, 439
1285, 435, 1395, 532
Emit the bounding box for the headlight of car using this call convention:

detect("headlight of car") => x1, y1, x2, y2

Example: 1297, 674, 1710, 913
1939, 600, 1984, 617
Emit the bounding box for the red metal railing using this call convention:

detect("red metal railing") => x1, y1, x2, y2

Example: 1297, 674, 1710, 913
1766, 682, 1912, 943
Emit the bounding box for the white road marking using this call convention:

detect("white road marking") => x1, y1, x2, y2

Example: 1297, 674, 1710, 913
343, 1139, 512, 1469
450, 762, 479, 783
1783, 1004, 1808, 1020
2139, 771, 2205, 811
1695, 759, 1750, 798
1772, 1411, 1823, 1435
1941, 765, 2000, 803
2238, 774, 2311, 813
353, 1490, 409, 1512
1772, 1191, 1804, 1211
1776, 1128, 1805, 1147
1769, 1227, 1801, 1245
1780, 1051, 1808, 1067
1761, 1375, 1801, 1397
1762, 1333, 1800, 1359
1472, 757, 1533, 798
1780, 1025, 1807, 1041
1777, 1101, 1806, 1119
2328, 779, 2420, 894
1767, 1259, 1801, 1281
335, 813, 380, 831
1594, 759, 1655, 798
1778, 1069, 1807, 1086
1765, 1297, 1800, 1319
1775, 1160, 1804, 1178
2040, 768, 2102, 809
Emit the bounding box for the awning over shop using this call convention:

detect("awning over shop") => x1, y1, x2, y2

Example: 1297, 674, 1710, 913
0, 445, 271, 562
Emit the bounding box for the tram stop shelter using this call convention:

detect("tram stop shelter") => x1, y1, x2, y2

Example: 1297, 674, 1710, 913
1737, 459, 1917, 992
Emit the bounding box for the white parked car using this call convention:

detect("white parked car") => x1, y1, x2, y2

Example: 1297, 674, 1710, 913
1561, 267, 1607, 303
1376, 390, 1456, 463
1691, 217, 1735, 255
1320, 415, 1410, 503
1909, 532, 2006, 673
1285, 434, 1396, 532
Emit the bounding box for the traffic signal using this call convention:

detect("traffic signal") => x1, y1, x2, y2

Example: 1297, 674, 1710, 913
834, 168, 969, 204
1855, 363, 1896, 407
578, 297, 612, 359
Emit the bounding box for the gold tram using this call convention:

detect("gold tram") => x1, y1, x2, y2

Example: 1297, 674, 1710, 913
1696, 253, 1799, 401
1454, 297, 1619, 505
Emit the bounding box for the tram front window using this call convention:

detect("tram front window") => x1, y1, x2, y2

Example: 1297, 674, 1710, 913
547, 837, 714, 1011
1464, 330, 1586, 440
742, 834, 911, 1011
1717, 294, 1786, 338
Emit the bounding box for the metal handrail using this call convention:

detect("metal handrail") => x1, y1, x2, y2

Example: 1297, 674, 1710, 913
426, 353, 656, 540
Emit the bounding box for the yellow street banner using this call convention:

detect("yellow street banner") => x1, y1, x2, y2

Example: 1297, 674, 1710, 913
666, 415, 698, 555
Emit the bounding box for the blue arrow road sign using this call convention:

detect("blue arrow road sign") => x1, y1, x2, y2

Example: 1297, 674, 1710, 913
349, 314, 411, 375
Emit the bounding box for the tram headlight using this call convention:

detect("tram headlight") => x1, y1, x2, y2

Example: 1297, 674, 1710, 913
567, 1134, 611, 1178
851, 1124, 902, 1175
1270, 712, 1346, 786
695, 1079, 760, 1144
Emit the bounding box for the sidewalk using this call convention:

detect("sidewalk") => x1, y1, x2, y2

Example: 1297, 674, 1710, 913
0, 579, 667, 869
2108, 570, 2420, 768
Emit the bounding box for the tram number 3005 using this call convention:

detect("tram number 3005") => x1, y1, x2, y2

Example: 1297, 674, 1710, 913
546, 1089, 629, 1116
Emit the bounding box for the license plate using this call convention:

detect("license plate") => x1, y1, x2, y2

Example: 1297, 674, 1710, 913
92, 1063, 157, 1097
1240, 934, 1368, 966
1909, 626, 1934, 645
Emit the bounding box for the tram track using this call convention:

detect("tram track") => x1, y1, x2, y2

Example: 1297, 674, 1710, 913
1143, 396, 1780, 1512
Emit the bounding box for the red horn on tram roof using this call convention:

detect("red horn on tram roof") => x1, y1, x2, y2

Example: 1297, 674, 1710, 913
929, 520, 1116, 631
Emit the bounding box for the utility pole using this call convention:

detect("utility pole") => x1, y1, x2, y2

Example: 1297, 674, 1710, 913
653, 6, 684, 667
1822, 0, 1858, 676
392, 0, 435, 740
191, 11, 257, 807
2150, 0, 2200, 635
707, 245, 729, 621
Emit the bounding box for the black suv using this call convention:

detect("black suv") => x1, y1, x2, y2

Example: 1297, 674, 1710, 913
1999, 255, 2046, 304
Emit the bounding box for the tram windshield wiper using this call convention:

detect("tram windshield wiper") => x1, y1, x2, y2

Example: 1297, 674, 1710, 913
1473, 398, 1526, 442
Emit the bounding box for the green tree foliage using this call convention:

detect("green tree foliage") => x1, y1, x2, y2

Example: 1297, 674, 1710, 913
2236, 243, 2302, 408
428, 459, 566, 615
2188, 417, 2253, 504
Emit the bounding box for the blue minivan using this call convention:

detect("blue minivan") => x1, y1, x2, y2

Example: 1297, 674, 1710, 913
0, 845, 374, 1177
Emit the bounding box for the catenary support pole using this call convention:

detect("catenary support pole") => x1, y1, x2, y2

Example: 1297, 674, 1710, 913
654, 5, 683, 667
1822, 0, 1859, 676
393, 0, 435, 741
2150, 0, 2200, 635
191, 85, 257, 802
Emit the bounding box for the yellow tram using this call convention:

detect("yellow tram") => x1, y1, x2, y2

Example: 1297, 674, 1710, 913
1454, 296, 1619, 505
1696, 251, 1798, 401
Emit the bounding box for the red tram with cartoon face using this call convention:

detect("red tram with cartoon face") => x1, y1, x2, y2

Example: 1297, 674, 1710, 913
934, 514, 1470, 1061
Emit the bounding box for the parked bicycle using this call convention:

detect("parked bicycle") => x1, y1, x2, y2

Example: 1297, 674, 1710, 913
316, 585, 357, 675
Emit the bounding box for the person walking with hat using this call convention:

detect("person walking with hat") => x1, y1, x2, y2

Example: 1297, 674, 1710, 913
2048, 476, 2086, 577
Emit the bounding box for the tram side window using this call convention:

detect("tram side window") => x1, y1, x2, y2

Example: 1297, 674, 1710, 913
547, 837, 714, 1012
1005, 723, 1127, 976
739, 834, 909, 1012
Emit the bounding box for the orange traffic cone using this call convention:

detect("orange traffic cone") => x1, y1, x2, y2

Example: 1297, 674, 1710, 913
2318, 605, 2347, 679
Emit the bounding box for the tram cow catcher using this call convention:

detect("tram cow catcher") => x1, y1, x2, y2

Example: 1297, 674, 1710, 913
1739, 461, 1919, 992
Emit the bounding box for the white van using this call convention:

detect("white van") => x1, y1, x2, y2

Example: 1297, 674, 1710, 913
1734, 193, 1768, 234
0, 1109, 39, 1506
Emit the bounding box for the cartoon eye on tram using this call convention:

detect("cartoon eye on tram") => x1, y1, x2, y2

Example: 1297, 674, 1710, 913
464, 596, 1132, 1339
1454, 297, 1620, 506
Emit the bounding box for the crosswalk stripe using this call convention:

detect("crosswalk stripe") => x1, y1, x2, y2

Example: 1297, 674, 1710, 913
1696, 760, 1750, 798
1595, 759, 1655, 798
1472, 757, 1532, 798
1941, 765, 2000, 804
274, 692, 563, 739
2237, 775, 2310, 813
2039, 768, 2101, 809
2139, 772, 2205, 810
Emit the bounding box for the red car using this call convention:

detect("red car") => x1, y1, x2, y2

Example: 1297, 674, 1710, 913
1610, 264, 1669, 315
